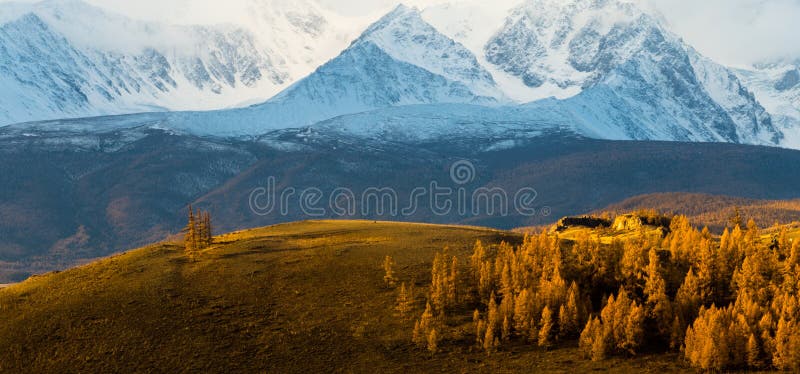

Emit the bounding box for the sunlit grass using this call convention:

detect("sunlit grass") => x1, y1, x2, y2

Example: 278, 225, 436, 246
3, 219, 783, 372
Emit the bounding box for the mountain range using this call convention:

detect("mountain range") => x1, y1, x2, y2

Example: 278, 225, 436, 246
0, 0, 364, 125
0, 0, 798, 147
3, 0, 800, 280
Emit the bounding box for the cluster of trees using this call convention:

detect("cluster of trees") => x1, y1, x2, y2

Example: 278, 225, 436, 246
680, 224, 800, 370
469, 237, 589, 352
409, 251, 458, 354
184, 206, 213, 259
602, 193, 800, 232
396, 213, 800, 370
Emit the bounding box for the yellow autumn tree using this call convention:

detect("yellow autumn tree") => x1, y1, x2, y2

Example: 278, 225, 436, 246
580, 288, 645, 359
684, 304, 750, 370
383, 255, 397, 288
396, 283, 413, 319
559, 282, 583, 338
644, 249, 673, 340
412, 302, 435, 348
427, 328, 439, 354
538, 306, 554, 349
773, 316, 800, 371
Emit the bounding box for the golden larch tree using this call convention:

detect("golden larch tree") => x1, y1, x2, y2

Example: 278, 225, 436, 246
396, 283, 413, 319
383, 255, 397, 288
538, 306, 554, 349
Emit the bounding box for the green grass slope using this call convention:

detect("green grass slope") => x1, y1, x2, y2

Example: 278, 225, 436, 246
0, 220, 689, 373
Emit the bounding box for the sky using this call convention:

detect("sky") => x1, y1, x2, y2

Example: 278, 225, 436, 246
1, 0, 798, 67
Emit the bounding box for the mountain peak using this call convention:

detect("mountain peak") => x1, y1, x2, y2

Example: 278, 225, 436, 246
357, 3, 422, 40
388, 3, 419, 16
351, 2, 505, 100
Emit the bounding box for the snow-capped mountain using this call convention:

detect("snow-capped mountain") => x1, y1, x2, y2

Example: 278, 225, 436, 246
0, 0, 794, 149
356, 5, 506, 100
735, 62, 800, 148
0, 0, 365, 126
168, 1, 782, 144
145, 5, 504, 135
421, 0, 780, 145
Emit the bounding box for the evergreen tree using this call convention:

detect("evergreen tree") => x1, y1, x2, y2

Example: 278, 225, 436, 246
784, 241, 800, 291
413, 302, 435, 347
427, 328, 439, 354
746, 333, 760, 368
538, 306, 554, 349
668, 316, 684, 351
502, 316, 512, 342
483, 323, 498, 354
559, 282, 583, 338
470, 240, 486, 281
774, 317, 800, 371
383, 255, 397, 288
197, 211, 207, 248
203, 211, 213, 247
407, 210, 800, 369
675, 269, 703, 324
412, 320, 423, 347
644, 249, 673, 339
478, 261, 493, 300
473, 310, 484, 346
430, 252, 451, 312
447, 255, 458, 306
513, 289, 532, 338
396, 283, 413, 319
579, 317, 607, 361
729, 207, 744, 229
487, 292, 500, 332
184, 205, 199, 259
185, 208, 213, 252
684, 305, 750, 370
580, 289, 645, 359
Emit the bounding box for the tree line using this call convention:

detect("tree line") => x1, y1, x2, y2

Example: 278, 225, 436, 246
388, 214, 800, 370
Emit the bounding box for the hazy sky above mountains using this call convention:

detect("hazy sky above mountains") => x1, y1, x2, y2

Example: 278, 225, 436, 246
1, 0, 797, 67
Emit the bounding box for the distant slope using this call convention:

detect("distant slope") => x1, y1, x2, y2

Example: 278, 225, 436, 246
0, 220, 690, 373
5, 127, 800, 282
596, 192, 800, 231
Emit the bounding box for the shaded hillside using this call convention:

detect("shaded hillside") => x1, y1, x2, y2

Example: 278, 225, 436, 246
0, 220, 691, 373
597, 193, 800, 231
5, 131, 800, 281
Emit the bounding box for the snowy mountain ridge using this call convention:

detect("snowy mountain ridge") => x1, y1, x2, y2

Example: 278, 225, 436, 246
0, 0, 368, 126
1, 0, 798, 150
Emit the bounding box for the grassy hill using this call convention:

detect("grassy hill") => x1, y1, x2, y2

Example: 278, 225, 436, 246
0, 220, 693, 373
